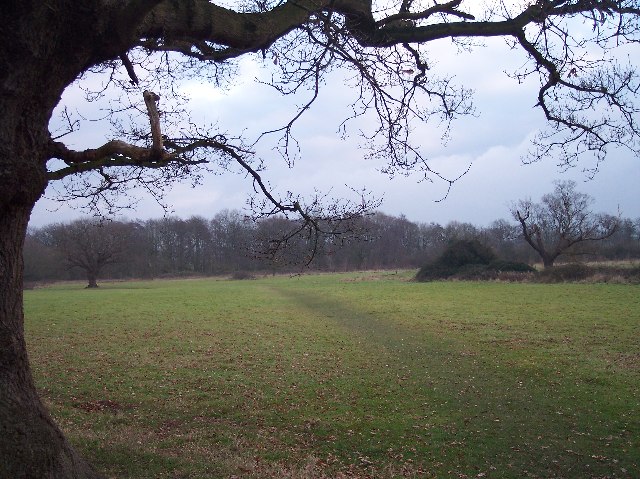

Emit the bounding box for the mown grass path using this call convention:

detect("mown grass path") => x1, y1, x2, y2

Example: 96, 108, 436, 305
24, 273, 639, 478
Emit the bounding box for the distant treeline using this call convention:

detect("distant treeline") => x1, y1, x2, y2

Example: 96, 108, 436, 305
25, 210, 640, 282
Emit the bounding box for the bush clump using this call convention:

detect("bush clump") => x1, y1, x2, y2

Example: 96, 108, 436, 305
454, 261, 536, 281
415, 239, 534, 281
487, 260, 536, 273
438, 239, 497, 268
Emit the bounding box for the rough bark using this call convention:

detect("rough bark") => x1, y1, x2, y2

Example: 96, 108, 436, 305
0, 204, 103, 479
0, 4, 109, 476
0, 86, 101, 476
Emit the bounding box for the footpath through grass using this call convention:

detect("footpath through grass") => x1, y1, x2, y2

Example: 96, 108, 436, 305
24, 272, 639, 478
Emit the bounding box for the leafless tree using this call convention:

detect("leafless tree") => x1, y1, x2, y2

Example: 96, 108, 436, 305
44, 219, 131, 288
512, 180, 619, 267
2, 1, 640, 477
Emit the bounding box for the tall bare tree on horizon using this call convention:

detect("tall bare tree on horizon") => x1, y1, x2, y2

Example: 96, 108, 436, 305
512, 180, 619, 267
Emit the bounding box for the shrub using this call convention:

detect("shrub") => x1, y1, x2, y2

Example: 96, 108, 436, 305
416, 240, 522, 281
450, 262, 535, 281
415, 263, 457, 281
437, 239, 497, 269
416, 240, 536, 282
453, 264, 498, 281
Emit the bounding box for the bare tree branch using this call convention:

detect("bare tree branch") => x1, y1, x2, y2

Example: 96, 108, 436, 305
143, 90, 163, 153
44, 0, 640, 257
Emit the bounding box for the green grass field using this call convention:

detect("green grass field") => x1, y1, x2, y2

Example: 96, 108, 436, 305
24, 272, 639, 478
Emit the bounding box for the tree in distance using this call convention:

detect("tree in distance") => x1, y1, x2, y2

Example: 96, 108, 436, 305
1, 2, 640, 477
42, 219, 131, 288
512, 180, 619, 268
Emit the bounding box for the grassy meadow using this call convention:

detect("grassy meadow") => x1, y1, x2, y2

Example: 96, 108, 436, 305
24, 272, 639, 478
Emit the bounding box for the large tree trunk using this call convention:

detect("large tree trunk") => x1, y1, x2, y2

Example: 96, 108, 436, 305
0, 201, 103, 478
0, 5, 106, 467
86, 272, 100, 289
541, 255, 555, 269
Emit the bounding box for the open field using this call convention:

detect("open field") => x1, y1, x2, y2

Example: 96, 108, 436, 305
24, 272, 639, 478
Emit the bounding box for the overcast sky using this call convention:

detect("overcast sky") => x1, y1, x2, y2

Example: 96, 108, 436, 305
31, 35, 640, 228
